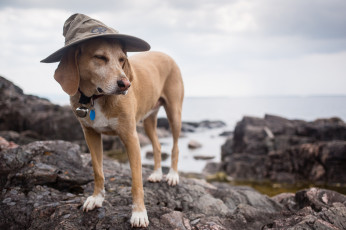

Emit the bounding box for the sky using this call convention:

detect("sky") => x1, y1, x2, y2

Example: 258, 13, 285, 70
1, 0, 346, 104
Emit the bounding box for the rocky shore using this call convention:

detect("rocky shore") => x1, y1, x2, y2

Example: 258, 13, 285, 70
1, 76, 346, 229
1, 139, 346, 229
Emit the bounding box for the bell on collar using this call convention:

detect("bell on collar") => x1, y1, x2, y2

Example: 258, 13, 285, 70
76, 106, 89, 118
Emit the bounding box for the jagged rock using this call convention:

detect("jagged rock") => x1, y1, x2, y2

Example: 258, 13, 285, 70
222, 154, 267, 181
263, 188, 346, 229
267, 141, 346, 184
1, 139, 345, 229
220, 114, 346, 185
161, 211, 189, 230
0, 140, 93, 190
0, 76, 83, 141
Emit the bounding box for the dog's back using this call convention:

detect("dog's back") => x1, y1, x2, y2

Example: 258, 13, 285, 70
129, 51, 184, 123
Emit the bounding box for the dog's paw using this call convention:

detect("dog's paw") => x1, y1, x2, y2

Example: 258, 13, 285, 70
130, 210, 149, 228
147, 168, 163, 182
83, 190, 105, 212
166, 168, 179, 186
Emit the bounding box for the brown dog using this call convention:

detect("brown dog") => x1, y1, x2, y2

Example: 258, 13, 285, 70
53, 36, 184, 227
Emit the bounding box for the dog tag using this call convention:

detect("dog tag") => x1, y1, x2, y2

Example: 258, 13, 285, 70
89, 109, 96, 121
76, 106, 89, 118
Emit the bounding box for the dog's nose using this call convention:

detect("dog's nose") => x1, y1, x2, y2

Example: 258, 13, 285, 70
117, 79, 131, 91
97, 87, 104, 93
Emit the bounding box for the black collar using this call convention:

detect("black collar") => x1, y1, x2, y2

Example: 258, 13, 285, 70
78, 89, 103, 104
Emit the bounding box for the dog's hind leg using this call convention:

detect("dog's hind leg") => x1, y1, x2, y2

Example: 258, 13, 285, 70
82, 127, 105, 212
143, 110, 163, 182
164, 102, 182, 186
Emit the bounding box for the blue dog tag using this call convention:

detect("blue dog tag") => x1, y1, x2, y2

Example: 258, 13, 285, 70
90, 109, 95, 121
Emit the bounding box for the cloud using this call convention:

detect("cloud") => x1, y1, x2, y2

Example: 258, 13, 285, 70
0, 0, 345, 104
0, 8, 68, 95
254, 0, 346, 39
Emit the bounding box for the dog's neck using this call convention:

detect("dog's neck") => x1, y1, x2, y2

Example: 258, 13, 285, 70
78, 88, 103, 105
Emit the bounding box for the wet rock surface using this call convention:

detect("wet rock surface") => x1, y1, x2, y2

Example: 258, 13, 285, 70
220, 114, 346, 185
1, 139, 346, 229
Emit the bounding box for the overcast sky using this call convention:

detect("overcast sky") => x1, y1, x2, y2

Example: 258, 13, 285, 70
1, 0, 346, 104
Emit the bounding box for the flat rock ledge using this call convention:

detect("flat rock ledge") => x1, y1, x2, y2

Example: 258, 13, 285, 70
1, 140, 345, 230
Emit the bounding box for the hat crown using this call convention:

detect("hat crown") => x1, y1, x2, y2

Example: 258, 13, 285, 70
63, 13, 118, 46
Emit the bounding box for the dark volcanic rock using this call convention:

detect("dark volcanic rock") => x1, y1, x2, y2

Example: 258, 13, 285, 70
1, 139, 346, 229
0, 76, 83, 141
220, 114, 346, 186
263, 188, 346, 229
267, 141, 346, 184
0, 140, 93, 190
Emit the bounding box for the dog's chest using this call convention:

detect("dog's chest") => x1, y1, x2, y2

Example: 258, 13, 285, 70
79, 102, 117, 133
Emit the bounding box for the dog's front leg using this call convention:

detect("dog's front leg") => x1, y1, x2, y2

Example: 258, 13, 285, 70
82, 127, 105, 212
120, 128, 149, 228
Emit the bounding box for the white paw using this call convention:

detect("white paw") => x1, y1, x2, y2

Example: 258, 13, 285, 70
83, 190, 105, 212
166, 168, 179, 186
130, 210, 149, 227
147, 168, 163, 182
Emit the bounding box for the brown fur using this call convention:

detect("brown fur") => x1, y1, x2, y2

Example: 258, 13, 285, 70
54, 37, 184, 227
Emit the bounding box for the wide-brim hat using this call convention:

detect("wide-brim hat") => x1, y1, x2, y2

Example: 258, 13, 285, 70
41, 13, 150, 63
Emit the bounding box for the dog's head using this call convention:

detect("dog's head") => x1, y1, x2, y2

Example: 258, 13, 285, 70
54, 37, 133, 97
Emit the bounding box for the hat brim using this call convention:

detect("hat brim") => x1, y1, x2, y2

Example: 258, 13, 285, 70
41, 33, 150, 63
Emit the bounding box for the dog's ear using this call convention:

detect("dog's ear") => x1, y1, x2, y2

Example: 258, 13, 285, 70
54, 47, 80, 96
123, 57, 134, 82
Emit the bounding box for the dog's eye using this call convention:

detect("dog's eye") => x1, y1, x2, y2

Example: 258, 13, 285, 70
119, 57, 125, 63
94, 55, 108, 62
